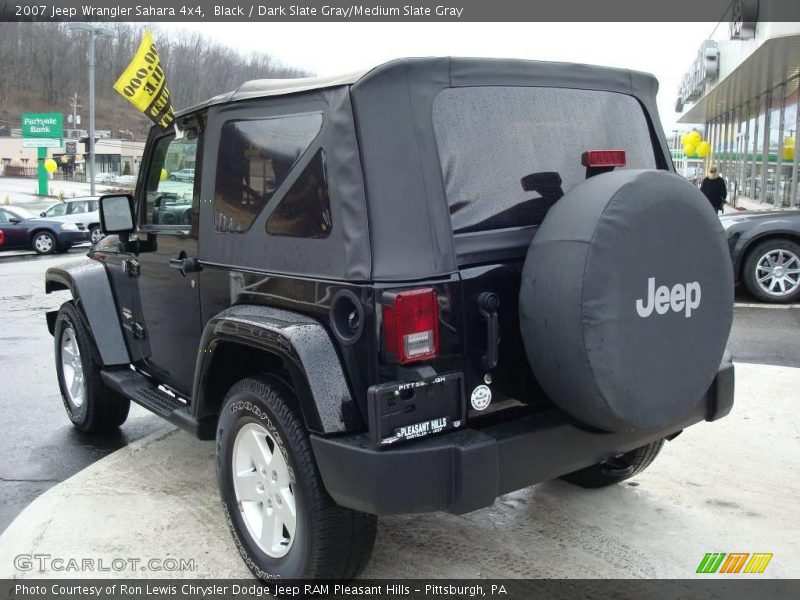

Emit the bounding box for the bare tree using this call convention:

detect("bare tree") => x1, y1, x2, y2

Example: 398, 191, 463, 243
0, 22, 311, 134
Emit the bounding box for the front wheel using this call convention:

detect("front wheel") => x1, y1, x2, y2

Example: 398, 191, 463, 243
217, 376, 376, 580
89, 226, 104, 244
742, 238, 800, 303
54, 301, 130, 432
32, 230, 57, 255
560, 440, 665, 488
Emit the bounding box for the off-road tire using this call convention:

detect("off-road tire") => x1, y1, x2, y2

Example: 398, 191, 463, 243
54, 301, 130, 432
217, 376, 377, 581
742, 238, 800, 303
560, 439, 665, 488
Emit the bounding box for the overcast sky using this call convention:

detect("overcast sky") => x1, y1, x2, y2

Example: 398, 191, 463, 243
170, 22, 717, 131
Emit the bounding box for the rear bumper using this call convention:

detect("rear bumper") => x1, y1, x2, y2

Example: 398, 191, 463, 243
311, 356, 734, 516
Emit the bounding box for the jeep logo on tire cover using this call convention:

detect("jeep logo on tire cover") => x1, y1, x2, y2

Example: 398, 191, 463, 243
636, 277, 702, 318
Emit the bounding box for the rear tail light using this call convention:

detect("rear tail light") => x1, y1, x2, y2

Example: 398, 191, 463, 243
581, 150, 627, 168
382, 288, 440, 364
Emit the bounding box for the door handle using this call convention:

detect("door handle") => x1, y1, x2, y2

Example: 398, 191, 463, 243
169, 255, 203, 275
477, 292, 500, 370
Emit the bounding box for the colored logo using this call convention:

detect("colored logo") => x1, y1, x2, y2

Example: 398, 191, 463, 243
696, 552, 773, 574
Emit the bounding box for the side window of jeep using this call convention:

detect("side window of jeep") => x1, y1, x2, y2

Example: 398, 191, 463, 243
213, 113, 322, 233
266, 149, 332, 238
142, 132, 199, 228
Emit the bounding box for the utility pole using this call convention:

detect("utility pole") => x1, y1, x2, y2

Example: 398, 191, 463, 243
69, 93, 82, 136
68, 93, 83, 144
68, 23, 115, 195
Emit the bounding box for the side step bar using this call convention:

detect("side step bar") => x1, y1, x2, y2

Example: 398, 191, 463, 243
101, 368, 217, 440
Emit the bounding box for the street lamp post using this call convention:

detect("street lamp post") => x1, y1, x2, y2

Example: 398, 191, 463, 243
68, 23, 115, 196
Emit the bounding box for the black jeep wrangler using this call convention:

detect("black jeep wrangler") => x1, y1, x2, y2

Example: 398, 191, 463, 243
45, 58, 735, 580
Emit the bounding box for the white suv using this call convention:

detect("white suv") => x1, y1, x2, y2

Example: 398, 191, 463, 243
38, 197, 103, 244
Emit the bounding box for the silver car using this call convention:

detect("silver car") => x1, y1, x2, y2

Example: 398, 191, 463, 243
37, 197, 104, 244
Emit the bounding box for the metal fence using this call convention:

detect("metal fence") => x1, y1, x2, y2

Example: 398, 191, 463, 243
0, 164, 88, 182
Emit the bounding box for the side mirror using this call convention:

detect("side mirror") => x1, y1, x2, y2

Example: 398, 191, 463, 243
99, 194, 135, 234
40, 211, 46, 217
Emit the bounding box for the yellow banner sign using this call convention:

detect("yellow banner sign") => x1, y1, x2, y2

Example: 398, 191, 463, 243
113, 31, 175, 130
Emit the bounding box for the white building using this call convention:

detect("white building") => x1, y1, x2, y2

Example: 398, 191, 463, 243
0, 136, 145, 179
677, 3, 799, 208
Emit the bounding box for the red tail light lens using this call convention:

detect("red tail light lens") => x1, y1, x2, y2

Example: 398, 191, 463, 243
382, 288, 440, 364
581, 150, 627, 168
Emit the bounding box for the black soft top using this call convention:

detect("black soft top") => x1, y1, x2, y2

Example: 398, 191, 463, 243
180, 57, 661, 116
179, 58, 671, 282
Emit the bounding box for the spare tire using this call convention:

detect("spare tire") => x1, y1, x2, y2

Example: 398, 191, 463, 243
519, 169, 733, 432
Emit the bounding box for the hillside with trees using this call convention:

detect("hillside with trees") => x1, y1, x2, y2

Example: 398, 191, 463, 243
0, 22, 310, 138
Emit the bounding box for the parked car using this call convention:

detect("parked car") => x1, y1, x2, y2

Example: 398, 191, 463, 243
741, 176, 780, 201
168, 168, 195, 182
44, 58, 735, 581
0, 206, 89, 254
37, 197, 104, 244
720, 209, 800, 303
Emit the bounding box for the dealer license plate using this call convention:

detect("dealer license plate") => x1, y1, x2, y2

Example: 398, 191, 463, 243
394, 416, 449, 441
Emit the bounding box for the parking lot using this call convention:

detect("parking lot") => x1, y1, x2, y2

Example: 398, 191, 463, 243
0, 248, 798, 579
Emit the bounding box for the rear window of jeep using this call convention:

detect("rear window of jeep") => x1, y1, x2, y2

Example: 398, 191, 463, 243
432, 86, 657, 234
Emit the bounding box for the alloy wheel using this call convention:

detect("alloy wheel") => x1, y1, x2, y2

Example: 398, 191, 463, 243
232, 422, 297, 558
755, 248, 800, 298
60, 327, 84, 408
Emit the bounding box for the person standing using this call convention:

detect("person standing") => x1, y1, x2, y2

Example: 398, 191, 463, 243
700, 165, 727, 214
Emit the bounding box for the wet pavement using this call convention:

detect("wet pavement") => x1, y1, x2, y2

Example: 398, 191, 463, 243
0, 247, 797, 536
1, 362, 798, 579
0, 250, 163, 533
728, 286, 800, 368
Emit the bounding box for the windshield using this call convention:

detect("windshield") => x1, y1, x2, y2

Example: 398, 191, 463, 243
45, 203, 68, 217
432, 86, 658, 233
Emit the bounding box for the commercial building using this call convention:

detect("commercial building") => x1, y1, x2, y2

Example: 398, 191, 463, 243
0, 135, 145, 180
677, 3, 800, 208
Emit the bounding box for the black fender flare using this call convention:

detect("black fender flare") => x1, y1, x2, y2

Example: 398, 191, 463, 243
193, 304, 359, 434
45, 260, 130, 366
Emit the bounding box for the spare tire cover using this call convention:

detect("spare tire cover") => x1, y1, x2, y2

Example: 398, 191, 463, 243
519, 169, 733, 432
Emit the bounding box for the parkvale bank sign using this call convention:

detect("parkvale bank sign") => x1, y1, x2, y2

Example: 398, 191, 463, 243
21, 113, 63, 148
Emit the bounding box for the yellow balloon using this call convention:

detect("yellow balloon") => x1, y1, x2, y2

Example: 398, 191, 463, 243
683, 143, 696, 157
160, 168, 168, 181
43, 158, 57, 173
696, 141, 711, 158
688, 131, 702, 145
680, 134, 689, 146
783, 138, 795, 161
